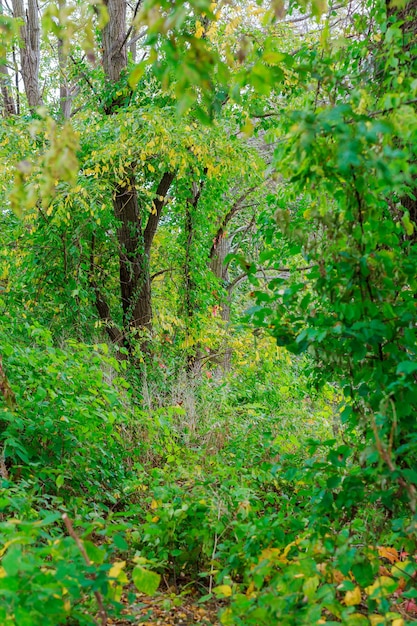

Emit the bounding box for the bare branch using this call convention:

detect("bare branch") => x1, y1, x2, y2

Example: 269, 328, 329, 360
150, 267, 175, 281
284, 3, 344, 24
210, 186, 257, 260
227, 265, 315, 292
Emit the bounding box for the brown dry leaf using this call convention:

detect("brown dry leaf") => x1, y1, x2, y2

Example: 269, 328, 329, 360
378, 546, 399, 563
112, 588, 222, 625
332, 569, 346, 583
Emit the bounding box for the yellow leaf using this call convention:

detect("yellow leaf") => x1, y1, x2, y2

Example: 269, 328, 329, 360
220, 608, 234, 625
366, 576, 397, 598
242, 118, 254, 136
214, 584, 232, 597
344, 586, 361, 606
0, 537, 23, 557
246, 582, 255, 597
195, 20, 204, 38
108, 561, 126, 581
259, 547, 281, 561
391, 559, 413, 578
392, 619, 405, 626
369, 616, 385, 626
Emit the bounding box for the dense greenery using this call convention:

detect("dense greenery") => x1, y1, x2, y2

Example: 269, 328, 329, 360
0, 0, 416, 624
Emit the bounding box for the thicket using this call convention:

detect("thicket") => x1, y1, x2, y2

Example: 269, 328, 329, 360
0, 0, 416, 624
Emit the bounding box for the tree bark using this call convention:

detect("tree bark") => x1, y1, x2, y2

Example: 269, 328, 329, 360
112, 174, 147, 329
0, 1, 16, 116
57, 0, 74, 119
12, 0, 42, 109
102, 0, 127, 84
184, 180, 205, 372
101, 1, 175, 350
0, 66, 16, 116
210, 232, 232, 372
208, 188, 257, 372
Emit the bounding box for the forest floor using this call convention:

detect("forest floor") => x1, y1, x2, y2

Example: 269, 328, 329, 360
111, 590, 221, 624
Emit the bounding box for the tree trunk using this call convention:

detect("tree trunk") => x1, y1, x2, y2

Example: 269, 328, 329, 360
184, 182, 200, 372
0, 66, 16, 117
57, 0, 73, 119
12, 0, 42, 109
0, 1, 16, 116
112, 175, 148, 330
101, 1, 175, 351
207, 188, 257, 373
210, 232, 232, 372
102, 0, 127, 84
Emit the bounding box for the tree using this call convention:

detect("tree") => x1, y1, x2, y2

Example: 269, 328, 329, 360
12, 0, 41, 109
1, 0, 262, 366
242, 0, 417, 513
2, 2, 417, 624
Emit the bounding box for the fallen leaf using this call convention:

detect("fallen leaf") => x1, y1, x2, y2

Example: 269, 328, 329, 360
378, 546, 399, 563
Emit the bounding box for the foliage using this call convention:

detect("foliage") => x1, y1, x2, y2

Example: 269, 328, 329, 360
246, 0, 417, 515
0, 0, 417, 624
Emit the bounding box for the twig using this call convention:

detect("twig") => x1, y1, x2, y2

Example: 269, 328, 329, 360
284, 3, 344, 23
150, 267, 175, 281
227, 265, 314, 293
62, 513, 108, 626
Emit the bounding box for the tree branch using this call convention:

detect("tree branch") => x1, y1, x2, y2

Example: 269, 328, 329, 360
210, 186, 257, 260
89, 233, 124, 347
227, 265, 315, 292
150, 267, 175, 281
284, 3, 344, 23
144, 171, 175, 255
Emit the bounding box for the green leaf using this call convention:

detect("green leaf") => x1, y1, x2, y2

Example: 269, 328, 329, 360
352, 560, 375, 586
129, 63, 147, 89
132, 565, 161, 595
402, 212, 414, 236
401, 468, 417, 484
396, 361, 417, 375
84, 540, 106, 564
56, 474, 64, 489
113, 534, 129, 551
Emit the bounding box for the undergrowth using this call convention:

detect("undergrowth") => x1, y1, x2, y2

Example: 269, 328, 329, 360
0, 320, 415, 625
